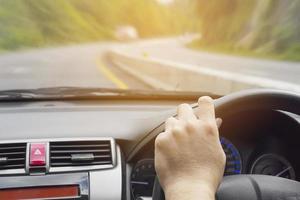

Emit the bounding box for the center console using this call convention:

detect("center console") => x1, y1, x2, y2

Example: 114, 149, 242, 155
0, 138, 123, 200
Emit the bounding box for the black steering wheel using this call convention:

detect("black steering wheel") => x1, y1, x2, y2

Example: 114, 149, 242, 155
153, 89, 300, 200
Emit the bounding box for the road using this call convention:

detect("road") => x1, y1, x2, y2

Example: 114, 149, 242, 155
0, 37, 299, 91
122, 37, 300, 85
0, 42, 143, 90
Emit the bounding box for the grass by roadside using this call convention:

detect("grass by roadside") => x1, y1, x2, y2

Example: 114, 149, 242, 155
188, 41, 300, 62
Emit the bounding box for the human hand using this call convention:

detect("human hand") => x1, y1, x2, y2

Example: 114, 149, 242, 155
154, 96, 226, 200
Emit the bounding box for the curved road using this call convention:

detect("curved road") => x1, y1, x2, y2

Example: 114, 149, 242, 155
123, 37, 300, 85
0, 37, 299, 91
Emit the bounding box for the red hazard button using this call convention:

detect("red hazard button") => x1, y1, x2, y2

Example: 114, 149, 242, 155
30, 143, 46, 166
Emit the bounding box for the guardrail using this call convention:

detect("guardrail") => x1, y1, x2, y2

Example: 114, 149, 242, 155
107, 50, 300, 95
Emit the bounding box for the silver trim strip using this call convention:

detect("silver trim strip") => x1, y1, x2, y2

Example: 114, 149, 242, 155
46, 142, 50, 173
0, 168, 26, 175
25, 142, 30, 174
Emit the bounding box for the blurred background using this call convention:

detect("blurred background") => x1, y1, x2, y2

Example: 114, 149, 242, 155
1, 0, 299, 60
0, 0, 299, 94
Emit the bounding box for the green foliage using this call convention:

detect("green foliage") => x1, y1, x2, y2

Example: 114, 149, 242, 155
1, 0, 298, 61
193, 0, 255, 44
0, 0, 44, 49
192, 0, 300, 61
0, 0, 190, 50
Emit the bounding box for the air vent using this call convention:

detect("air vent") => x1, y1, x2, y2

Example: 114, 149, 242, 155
0, 143, 26, 170
50, 140, 113, 168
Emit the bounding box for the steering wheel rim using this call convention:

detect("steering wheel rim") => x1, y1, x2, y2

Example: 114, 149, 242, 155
213, 89, 300, 117
153, 89, 300, 200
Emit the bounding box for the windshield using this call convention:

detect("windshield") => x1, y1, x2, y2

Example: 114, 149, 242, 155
0, 0, 299, 95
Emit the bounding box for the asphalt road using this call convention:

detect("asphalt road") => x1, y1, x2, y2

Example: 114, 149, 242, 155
124, 37, 300, 86
0, 37, 299, 91
0, 42, 127, 90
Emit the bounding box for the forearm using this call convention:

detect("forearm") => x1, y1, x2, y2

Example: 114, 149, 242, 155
164, 181, 215, 200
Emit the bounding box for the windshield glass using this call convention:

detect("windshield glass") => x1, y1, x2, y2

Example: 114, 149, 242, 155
0, 0, 299, 95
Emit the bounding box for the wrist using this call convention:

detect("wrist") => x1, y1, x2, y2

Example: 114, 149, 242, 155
164, 179, 216, 200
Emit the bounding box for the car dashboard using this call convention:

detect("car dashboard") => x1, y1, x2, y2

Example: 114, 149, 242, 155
0, 98, 299, 199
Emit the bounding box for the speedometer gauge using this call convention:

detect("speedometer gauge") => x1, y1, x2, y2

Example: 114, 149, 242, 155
220, 137, 242, 175
250, 154, 296, 180
131, 159, 156, 199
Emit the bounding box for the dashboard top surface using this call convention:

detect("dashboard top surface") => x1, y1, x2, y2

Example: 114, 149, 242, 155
0, 100, 186, 150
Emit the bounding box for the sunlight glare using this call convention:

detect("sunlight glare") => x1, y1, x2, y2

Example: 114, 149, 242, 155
156, 0, 174, 5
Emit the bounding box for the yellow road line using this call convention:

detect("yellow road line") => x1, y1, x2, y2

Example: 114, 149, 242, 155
96, 58, 128, 89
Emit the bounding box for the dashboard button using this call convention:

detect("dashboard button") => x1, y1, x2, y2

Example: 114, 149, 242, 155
30, 143, 46, 166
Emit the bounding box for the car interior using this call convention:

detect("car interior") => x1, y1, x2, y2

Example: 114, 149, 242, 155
1, 1, 300, 199
0, 89, 299, 200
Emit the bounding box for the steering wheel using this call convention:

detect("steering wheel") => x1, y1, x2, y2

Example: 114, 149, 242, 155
152, 89, 300, 200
